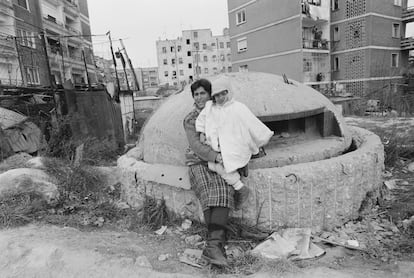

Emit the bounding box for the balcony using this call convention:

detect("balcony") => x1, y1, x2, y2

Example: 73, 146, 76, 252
402, 6, 414, 23
63, 1, 79, 18
43, 0, 59, 6
301, 0, 329, 25
401, 37, 414, 50
43, 15, 65, 33
303, 39, 329, 50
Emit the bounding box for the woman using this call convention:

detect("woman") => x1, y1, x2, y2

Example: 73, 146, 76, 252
183, 78, 234, 267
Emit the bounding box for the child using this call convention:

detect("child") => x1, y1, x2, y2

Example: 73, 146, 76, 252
195, 76, 274, 209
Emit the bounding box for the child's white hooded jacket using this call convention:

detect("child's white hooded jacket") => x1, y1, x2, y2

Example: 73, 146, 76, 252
196, 76, 274, 173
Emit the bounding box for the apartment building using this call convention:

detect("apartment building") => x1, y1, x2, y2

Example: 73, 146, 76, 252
228, 0, 409, 97
13, 0, 50, 86
0, 0, 21, 85
41, 0, 96, 86
135, 67, 159, 89
156, 28, 232, 86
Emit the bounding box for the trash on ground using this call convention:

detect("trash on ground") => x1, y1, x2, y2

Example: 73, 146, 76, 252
179, 249, 208, 268
384, 180, 397, 190
184, 234, 202, 245
251, 228, 325, 260
158, 253, 170, 261
181, 219, 192, 230
155, 225, 168, 235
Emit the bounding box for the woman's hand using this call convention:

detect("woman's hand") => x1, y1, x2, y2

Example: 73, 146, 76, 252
215, 153, 223, 164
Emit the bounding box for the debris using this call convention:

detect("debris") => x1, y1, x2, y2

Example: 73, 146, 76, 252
155, 225, 168, 235
93, 217, 105, 227
382, 171, 393, 178
135, 256, 152, 268
184, 235, 202, 246
181, 219, 192, 230
115, 201, 130, 210
313, 236, 366, 252
384, 180, 397, 190
280, 132, 290, 138
402, 216, 414, 230
251, 228, 325, 260
179, 249, 208, 268
401, 181, 409, 186
347, 240, 359, 247
226, 245, 244, 259
158, 254, 169, 261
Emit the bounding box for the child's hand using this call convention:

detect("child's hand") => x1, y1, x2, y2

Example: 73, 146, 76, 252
215, 153, 223, 164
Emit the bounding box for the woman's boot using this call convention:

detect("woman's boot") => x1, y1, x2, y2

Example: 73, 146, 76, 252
202, 224, 228, 267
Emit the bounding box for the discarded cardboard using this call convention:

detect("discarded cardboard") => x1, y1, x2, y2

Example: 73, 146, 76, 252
179, 249, 208, 268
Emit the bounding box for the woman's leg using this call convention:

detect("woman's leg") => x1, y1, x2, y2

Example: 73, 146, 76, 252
203, 207, 230, 267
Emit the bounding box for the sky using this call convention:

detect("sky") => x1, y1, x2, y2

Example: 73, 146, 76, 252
87, 0, 229, 68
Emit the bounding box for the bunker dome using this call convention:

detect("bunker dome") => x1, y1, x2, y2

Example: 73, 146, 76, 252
119, 72, 384, 230
139, 72, 352, 168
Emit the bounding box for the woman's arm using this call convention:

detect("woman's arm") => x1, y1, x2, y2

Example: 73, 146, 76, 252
183, 112, 219, 163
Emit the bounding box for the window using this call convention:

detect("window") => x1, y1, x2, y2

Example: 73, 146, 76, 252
186, 39, 190, 45
17, 29, 35, 48
226, 42, 231, 48
170, 46, 175, 52
394, 0, 402, 6
177, 45, 181, 52
164, 71, 168, 77
333, 57, 339, 71
220, 54, 225, 61
179, 58, 183, 64
202, 43, 207, 50
26, 67, 39, 84
228, 66, 232, 72
194, 42, 199, 49
213, 67, 217, 73
332, 0, 339, 10
391, 53, 399, 67
236, 9, 246, 25
196, 66, 201, 74
188, 63, 192, 69
219, 42, 224, 49
162, 47, 167, 53
204, 68, 209, 74
211, 42, 216, 47
303, 58, 312, 72
239, 65, 248, 72
237, 37, 247, 52
172, 71, 177, 79
171, 58, 175, 65
187, 51, 191, 56
203, 55, 208, 62
17, 0, 28, 9
180, 70, 184, 76
392, 23, 400, 38
163, 59, 167, 65
333, 26, 340, 41
212, 55, 217, 62
193, 31, 198, 38
227, 54, 231, 61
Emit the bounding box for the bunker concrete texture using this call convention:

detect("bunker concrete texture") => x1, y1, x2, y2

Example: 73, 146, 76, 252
118, 72, 384, 230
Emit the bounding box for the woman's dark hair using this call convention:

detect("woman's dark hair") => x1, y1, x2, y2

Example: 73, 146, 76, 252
190, 79, 212, 97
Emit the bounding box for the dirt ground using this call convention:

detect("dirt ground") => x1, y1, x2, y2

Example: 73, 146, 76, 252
1, 116, 414, 277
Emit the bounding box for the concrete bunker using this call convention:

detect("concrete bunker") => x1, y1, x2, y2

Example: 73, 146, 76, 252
118, 72, 384, 230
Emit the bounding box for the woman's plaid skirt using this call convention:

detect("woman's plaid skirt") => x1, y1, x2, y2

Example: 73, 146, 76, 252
189, 163, 234, 212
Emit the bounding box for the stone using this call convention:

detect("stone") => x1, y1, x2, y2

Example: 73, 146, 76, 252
384, 180, 397, 190
407, 162, 414, 172
157, 254, 169, 261
181, 219, 192, 230
0, 168, 59, 203
26, 157, 44, 169
134, 256, 152, 268
125, 146, 143, 160
0, 152, 32, 173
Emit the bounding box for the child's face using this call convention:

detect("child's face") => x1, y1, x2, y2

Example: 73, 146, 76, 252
214, 90, 229, 105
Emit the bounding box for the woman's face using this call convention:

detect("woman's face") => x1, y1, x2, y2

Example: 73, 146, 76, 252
193, 86, 210, 109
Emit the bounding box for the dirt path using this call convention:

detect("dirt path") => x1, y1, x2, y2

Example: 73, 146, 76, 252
1, 224, 413, 278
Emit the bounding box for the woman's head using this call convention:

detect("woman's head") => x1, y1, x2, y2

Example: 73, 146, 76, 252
211, 76, 233, 105
190, 79, 212, 109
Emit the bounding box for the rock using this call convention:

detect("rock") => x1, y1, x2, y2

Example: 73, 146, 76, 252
26, 157, 44, 169
184, 235, 202, 246
125, 146, 143, 160
407, 162, 414, 172
0, 168, 59, 203
135, 256, 152, 268
347, 240, 359, 247
117, 156, 139, 168
382, 171, 393, 178
154, 226, 168, 235
401, 181, 410, 186
158, 254, 169, 261
114, 201, 130, 210
226, 245, 244, 259
0, 152, 32, 173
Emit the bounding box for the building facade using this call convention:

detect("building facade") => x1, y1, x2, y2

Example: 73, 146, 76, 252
228, 0, 409, 97
0, 0, 21, 86
40, 0, 97, 86
135, 67, 159, 90
156, 28, 232, 86
13, 0, 50, 86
